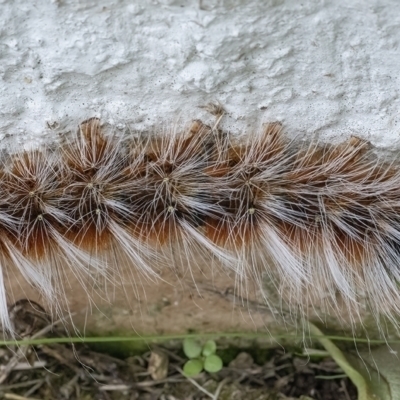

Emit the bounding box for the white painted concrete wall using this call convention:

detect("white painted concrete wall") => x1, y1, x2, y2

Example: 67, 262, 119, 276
1, 0, 400, 150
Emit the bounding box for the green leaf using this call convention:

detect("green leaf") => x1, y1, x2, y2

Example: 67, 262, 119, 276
204, 354, 223, 373
347, 344, 400, 400
308, 322, 378, 400
202, 340, 217, 357
183, 338, 202, 359
183, 359, 204, 377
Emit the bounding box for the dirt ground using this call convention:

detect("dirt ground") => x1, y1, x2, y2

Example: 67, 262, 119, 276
6, 261, 277, 337
0, 319, 357, 400
1, 257, 361, 398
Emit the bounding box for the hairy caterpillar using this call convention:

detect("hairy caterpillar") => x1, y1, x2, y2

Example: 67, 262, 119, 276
1, 113, 400, 337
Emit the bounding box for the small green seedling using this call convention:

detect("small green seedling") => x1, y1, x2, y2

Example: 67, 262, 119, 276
182, 338, 223, 377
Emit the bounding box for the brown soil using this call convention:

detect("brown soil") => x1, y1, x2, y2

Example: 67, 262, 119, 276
6, 262, 275, 337
0, 327, 357, 400
2, 264, 359, 399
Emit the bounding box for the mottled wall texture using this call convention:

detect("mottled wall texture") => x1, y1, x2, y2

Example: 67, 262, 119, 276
1, 0, 400, 149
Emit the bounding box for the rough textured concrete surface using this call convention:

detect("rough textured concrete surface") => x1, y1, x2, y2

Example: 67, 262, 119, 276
1, 0, 400, 149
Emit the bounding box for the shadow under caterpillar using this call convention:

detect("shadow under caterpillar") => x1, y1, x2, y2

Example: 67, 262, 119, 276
1, 113, 400, 336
